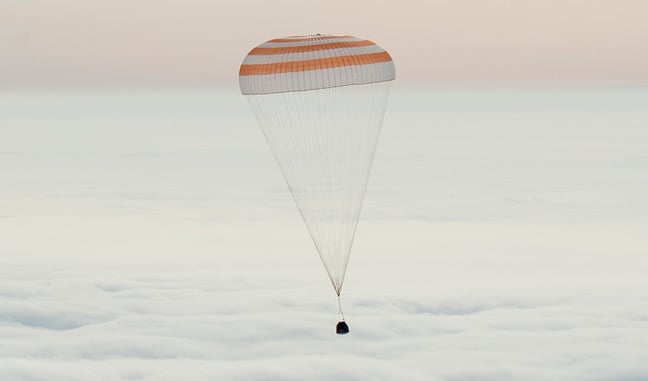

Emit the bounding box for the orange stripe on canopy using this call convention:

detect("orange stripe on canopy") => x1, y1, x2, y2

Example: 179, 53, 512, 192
239, 51, 393, 76
248, 40, 376, 55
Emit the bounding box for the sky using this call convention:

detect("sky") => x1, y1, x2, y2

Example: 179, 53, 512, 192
1, 0, 648, 88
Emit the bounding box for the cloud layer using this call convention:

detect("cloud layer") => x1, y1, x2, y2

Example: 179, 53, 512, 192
2, 254, 647, 381
1, 90, 647, 380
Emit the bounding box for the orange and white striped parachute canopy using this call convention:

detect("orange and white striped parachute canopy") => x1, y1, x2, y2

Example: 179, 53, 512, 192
239, 34, 395, 95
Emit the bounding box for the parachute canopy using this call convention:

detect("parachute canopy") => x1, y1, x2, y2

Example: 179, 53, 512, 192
239, 35, 395, 312
239, 34, 395, 95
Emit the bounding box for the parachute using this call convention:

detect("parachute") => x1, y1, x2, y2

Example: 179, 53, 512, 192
239, 35, 395, 334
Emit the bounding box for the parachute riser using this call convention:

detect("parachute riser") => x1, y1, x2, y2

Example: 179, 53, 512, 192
337, 293, 345, 321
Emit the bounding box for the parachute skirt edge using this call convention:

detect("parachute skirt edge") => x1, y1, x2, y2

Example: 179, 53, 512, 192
239, 61, 395, 95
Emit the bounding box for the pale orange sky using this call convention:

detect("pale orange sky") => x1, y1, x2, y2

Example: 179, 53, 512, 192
1, 0, 647, 88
